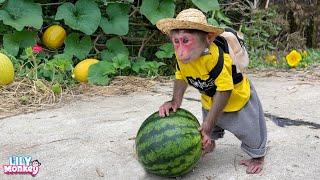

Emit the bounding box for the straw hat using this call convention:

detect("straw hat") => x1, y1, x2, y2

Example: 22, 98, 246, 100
156, 8, 224, 35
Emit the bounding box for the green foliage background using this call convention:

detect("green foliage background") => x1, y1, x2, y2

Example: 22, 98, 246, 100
0, 0, 319, 86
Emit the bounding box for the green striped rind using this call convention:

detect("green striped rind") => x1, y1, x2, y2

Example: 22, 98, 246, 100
143, 137, 201, 177
136, 108, 200, 143
135, 110, 200, 154
135, 108, 202, 177
146, 140, 201, 177
136, 113, 199, 145
137, 128, 200, 164
137, 108, 199, 134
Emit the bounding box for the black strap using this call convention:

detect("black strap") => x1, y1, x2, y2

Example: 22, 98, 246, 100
181, 44, 243, 97
197, 45, 223, 97
208, 45, 224, 80
232, 65, 243, 84
204, 44, 243, 97
213, 36, 229, 53
214, 36, 243, 85
176, 63, 180, 71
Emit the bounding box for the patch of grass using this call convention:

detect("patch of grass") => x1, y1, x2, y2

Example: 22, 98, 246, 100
299, 49, 320, 67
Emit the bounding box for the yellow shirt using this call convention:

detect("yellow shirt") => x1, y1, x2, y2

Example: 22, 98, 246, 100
175, 43, 251, 112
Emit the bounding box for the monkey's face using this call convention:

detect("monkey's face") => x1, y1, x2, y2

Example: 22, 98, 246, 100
171, 31, 207, 64
32, 161, 39, 166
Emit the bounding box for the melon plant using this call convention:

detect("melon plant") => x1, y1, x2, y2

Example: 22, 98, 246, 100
0, 53, 14, 85
135, 108, 202, 177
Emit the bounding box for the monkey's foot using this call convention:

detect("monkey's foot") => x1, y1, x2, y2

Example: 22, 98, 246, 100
239, 156, 264, 174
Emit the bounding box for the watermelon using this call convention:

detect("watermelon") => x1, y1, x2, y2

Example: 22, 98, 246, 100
135, 108, 202, 177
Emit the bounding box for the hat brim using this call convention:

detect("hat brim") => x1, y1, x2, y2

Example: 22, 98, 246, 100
156, 18, 224, 35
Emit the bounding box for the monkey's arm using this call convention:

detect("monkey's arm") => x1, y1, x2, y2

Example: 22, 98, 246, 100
203, 90, 231, 132
172, 79, 188, 107
199, 90, 231, 151
159, 79, 187, 117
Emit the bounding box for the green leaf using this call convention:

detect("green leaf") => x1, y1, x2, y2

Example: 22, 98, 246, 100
146, 61, 165, 69
39, 56, 74, 82
144, 61, 166, 76
192, 0, 220, 13
50, 57, 73, 72
64, 33, 92, 60
0, 0, 43, 30
88, 61, 115, 86
132, 57, 146, 73
55, 0, 101, 35
100, 3, 130, 35
3, 30, 36, 56
102, 0, 134, 3
101, 37, 129, 61
0, 0, 6, 4
215, 10, 232, 25
112, 54, 131, 70
3, 35, 19, 56
52, 83, 62, 94
155, 43, 174, 59
140, 0, 175, 25
53, 53, 73, 62
208, 17, 219, 26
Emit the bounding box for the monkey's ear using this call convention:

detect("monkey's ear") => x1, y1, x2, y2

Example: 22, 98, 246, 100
206, 33, 217, 44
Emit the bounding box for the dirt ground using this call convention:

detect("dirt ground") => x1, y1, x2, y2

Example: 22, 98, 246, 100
0, 72, 320, 179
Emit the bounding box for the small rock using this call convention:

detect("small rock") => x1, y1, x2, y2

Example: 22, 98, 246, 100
95, 167, 105, 177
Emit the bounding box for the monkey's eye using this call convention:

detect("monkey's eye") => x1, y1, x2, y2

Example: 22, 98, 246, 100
182, 38, 189, 43
173, 39, 179, 44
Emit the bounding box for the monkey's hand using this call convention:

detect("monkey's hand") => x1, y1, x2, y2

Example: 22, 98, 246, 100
159, 101, 180, 117
199, 120, 214, 155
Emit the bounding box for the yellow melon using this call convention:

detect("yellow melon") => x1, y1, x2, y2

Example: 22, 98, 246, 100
0, 53, 14, 85
42, 25, 67, 49
73, 59, 99, 82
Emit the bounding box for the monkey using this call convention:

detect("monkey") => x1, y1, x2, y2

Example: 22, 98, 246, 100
31, 160, 41, 167
156, 8, 267, 174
